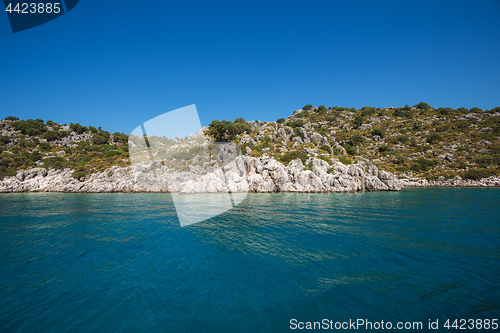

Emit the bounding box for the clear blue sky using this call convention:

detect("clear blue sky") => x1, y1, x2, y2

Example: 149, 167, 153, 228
1, 0, 499, 134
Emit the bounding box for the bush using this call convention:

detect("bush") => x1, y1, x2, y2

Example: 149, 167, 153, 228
303, 104, 312, 111
461, 169, 496, 180
105, 149, 123, 158
92, 130, 111, 145
414, 102, 431, 111
398, 135, 410, 143
11, 119, 46, 136
361, 106, 376, 116
72, 171, 87, 181
378, 145, 389, 152
344, 144, 357, 155
286, 119, 305, 128
276, 118, 285, 123
339, 156, 352, 165
70, 123, 87, 134
319, 144, 332, 154
43, 157, 66, 170
371, 128, 385, 138
207, 119, 252, 142
394, 153, 406, 164
4, 116, 19, 121
293, 127, 305, 140
411, 158, 435, 171
426, 133, 441, 144
317, 105, 327, 113
42, 130, 66, 141
353, 115, 363, 128
38, 142, 51, 151
113, 132, 128, 143
348, 134, 364, 146
279, 150, 308, 165
469, 107, 483, 113
393, 109, 410, 117
0, 136, 12, 145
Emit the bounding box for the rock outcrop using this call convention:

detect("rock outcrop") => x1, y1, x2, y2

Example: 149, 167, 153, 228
0, 155, 404, 193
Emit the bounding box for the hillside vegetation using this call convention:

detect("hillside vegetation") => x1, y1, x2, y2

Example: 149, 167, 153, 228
2, 102, 499, 183
210, 103, 500, 182
0, 117, 129, 180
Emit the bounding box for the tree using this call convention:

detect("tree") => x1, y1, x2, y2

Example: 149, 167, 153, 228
4, 116, 19, 121
276, 118, 285, 123
113, 132, 129, 143
470, 107, 483, 113
317, 105, 327, 113
303, 104, 312, 110
361, 106, 376, 116
414, 102, 431, 110
353, 115, 363, 128
92, 130, 111, 145
70, 123, 87, 134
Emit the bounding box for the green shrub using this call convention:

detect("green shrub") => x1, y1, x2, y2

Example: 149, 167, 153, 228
69, 123, 87, 134
0, 136, 13, 145
348, 134, 364, 146
276, 118, 285, 123
0, 166, 16, 179
303, 104, 312, 110
398, 135, 410, 143
72, 171, 87, 181
319, 144, 332, 154
461, 169, 496, 180
411, 158, 435, 171
396, 166, 410, 172
394, 153, 406, 164
361, 106, 376, 116
378, 145, 389, 152
279, 150, 308, 165
304, 162, 313, 171
344, 144, 357, 155
38, 142, 51, 151
286, 119, 305, 128
11, 119, 46, 136
113, 132, 129, 143
353, 115, 363, 128
414, 102, 431, 111
327, 167, 335, 174
371, 128, 385, 138
4, 116, 19, 121
339, 156, 352, 164
316, 105, 327, 113
426, 133, 441, 144
92, 130, 111, 145
105, 150, 123, 158
293, 127, 305, 140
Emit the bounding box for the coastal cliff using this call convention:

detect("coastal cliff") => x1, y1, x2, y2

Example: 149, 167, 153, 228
1, 102, 499, 193
0, 154, 403, 193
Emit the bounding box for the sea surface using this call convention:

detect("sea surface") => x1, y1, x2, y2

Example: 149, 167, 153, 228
0, 188, 499, 332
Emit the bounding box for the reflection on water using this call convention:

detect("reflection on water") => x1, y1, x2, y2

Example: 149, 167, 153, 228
0, 189, 499, 333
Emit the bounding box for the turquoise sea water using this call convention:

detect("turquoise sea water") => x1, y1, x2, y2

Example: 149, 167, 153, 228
0, 188, 499, 332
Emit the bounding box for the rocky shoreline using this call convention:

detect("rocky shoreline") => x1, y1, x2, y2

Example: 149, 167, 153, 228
2, 154, 498, 194
0, 155, 405, 193
400, 175, 500, 187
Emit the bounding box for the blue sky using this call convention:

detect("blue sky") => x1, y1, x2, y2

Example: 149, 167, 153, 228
1, 0, 499, 134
